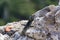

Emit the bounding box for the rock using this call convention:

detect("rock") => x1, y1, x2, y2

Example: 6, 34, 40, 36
0, 33, 10, 40
1, 5, 60, 40
25, 5, 60, 40
5, 20, 28, 33
26, 27, 47, 40
55, 10, 60, 23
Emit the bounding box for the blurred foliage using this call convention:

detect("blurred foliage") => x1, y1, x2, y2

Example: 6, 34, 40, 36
0, 0, 58, 25
0, 19, 5, 26
9, 16, 20, 22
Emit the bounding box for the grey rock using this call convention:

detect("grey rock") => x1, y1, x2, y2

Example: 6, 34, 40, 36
1, 5, 60, 40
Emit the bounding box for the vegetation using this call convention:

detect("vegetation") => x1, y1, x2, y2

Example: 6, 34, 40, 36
0, 0, 58, 25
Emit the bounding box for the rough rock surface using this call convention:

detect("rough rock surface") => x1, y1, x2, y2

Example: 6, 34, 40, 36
1, 6, 60, 40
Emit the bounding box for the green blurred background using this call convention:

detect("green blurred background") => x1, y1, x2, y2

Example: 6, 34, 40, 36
0, 0, 58, 25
